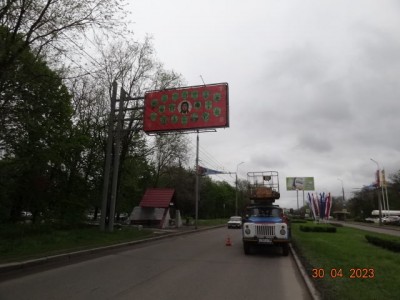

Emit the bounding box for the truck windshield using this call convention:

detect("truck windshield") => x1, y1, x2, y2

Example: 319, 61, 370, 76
247, 207, 281, 217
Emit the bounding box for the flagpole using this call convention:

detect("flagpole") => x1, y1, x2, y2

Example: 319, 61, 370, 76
382, 169, 390, 217
195, 130, 199, 229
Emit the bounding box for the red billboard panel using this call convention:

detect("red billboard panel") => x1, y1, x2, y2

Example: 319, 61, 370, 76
143, 83, 229, 133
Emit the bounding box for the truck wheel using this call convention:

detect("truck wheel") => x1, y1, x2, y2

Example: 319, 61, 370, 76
243, 242, 251, 255
282, 244, 289, 256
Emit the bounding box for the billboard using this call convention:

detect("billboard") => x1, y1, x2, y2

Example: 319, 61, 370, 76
286, 177, 315, 191
143, 83, 229, 133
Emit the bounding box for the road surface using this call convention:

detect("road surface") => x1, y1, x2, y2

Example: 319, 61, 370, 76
0, 227, 312, 300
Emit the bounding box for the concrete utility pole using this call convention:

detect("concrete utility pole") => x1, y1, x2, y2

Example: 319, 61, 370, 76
371, 158, 383, 226
100, 82, 144, 232
338, 178, 345, 202
235, 162, 244, 216
100, 81, 117, 231
107, 88, 125, 232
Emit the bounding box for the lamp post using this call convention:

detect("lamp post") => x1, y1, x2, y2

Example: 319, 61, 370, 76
370, 158, 384, 225
235, 162, 244, 216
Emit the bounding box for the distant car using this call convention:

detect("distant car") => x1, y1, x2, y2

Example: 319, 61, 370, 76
21, 211, 32, 218
227, 216, 242, 229
382, 216, 400, 224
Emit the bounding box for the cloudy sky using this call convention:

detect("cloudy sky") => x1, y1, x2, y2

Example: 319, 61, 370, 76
128, 0, 400, 209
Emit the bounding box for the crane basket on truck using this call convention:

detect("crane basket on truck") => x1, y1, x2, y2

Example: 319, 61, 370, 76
242, 171, 290, 256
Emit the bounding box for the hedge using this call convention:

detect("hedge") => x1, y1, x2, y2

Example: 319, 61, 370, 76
365, 235, 400, 252
299, 225, 337, 233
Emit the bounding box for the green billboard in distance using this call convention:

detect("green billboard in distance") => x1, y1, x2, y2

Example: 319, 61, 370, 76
286, 177, 315, 191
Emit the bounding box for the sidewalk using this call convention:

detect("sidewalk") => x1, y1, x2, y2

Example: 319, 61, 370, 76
330, 220, 400, 237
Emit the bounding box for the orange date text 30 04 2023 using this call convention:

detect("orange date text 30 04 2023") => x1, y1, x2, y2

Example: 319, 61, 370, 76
311, 268, 375, 279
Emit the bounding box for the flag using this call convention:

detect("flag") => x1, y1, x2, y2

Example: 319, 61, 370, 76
312, 193, 319, 217
308, 193, 317, 220
319, 193, 326, 219
325, 193, 332, 219
375, 170, 381, 187
197, 165, 225, 176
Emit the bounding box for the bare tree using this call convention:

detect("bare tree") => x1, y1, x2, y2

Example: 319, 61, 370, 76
151, 133, 190, 187
93, 36, 185, 164
0, 0, 128, 80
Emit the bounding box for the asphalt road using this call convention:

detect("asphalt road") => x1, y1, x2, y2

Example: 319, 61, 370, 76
0, 227, 312, 300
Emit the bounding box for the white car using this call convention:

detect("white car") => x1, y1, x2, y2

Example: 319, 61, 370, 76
227, 216, 242, 229
382, 216, 400, 224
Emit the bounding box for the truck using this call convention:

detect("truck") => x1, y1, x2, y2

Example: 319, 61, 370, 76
241, 171, 290, 256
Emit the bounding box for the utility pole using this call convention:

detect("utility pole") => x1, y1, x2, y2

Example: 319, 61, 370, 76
100, 81, 117, 231
338, 178, 345, 202
195, 131, 199, 229
235, 162, 244, 216
107, 88, 125, 232
100, 82, 144, 232
371, 158, 383, 225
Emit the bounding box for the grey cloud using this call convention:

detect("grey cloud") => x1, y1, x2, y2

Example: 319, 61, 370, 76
295, 134, 333, 153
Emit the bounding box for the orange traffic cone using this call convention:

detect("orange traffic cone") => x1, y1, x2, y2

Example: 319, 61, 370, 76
225, 235, 232, 246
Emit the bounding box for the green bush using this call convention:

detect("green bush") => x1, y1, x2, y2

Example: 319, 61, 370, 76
299, 225, 337, 233
365, 235, 400, 252
291, 219, 308, 224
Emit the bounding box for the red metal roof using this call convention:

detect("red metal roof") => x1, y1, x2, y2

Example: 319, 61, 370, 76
139, 188, 175, 208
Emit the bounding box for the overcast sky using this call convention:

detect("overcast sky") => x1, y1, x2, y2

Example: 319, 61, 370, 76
128, 0, 400, 209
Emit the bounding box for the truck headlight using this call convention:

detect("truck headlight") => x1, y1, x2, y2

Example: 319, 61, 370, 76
280, 228, 286, 235
245, 228, 251, 235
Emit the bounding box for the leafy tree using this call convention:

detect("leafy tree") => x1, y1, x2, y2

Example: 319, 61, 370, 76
79, 36, 186, 224
199, 178, 235, 219
388, 170, 400, 210
116, 133, 155, 217
151, 133, 190, 187
347, 188, 379, 219
0, 26, 73, 223
347, 170, 400, 219
156, 165, 196, 218
64, 75, 110, 221
236, 178, 249, 213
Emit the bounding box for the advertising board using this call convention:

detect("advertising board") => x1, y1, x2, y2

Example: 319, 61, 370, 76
286, 177, 315, 191
143, 83, 229, 133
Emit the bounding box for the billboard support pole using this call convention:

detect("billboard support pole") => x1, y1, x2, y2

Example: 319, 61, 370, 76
195, 130, 199, 229
100, 81, 117, 231
107, 87, 125, 232
296, 189, 299, 210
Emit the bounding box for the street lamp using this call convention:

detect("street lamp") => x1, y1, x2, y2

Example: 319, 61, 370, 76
370, 158, 380, 183
235, 162, 244, 216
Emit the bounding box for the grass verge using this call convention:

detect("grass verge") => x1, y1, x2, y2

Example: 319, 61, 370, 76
0, 219, 227, 264
0, 223, 156, 264
291, 221, 400, 300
